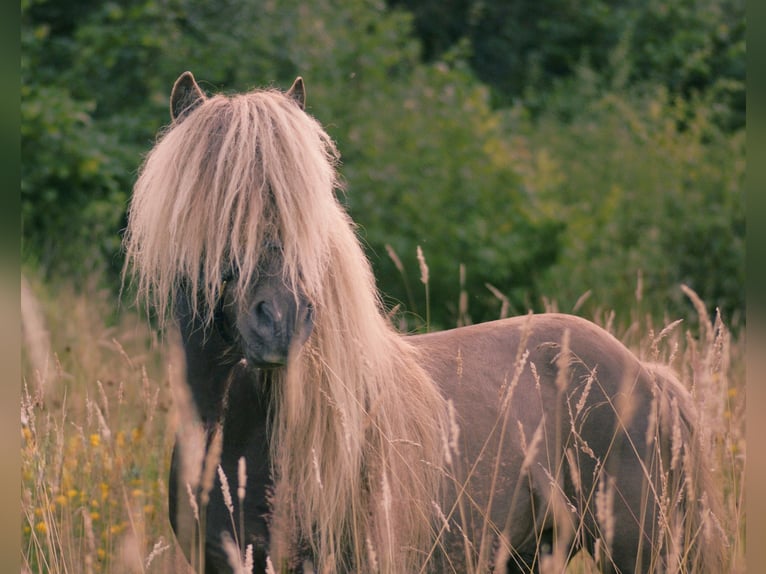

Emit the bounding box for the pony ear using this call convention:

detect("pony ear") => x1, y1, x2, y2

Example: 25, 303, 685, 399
170, 71, 206, 121
286, 77, 305, 110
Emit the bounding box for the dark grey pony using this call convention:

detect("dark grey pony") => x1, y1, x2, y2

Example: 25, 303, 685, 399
123, 72, 726, 573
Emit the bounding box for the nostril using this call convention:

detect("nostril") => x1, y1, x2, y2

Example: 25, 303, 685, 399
255, 300, 270, 322
253, 300, 275, 333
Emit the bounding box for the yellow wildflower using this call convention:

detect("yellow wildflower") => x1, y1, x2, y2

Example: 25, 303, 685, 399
90, 433, 101, 447
35, 521, 47, 534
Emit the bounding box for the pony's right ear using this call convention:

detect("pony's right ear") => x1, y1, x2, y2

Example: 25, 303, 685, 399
170, 71, 206, 121
286, 77, 305, 110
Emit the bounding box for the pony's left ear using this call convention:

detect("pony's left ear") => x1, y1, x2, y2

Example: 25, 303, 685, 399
170, 71, 206, 121
286, 77, 305, 110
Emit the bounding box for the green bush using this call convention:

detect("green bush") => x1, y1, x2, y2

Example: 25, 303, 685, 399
387, 0, 745, 131
338, 59, 562, 327
506, 70, 744, 327
20, 81, 129, 278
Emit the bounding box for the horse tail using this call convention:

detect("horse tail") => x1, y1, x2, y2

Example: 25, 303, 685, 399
646, 363, 728, 572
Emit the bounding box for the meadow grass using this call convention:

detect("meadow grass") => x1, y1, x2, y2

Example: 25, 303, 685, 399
21, 273, 745, 572
21, 276, 191, 573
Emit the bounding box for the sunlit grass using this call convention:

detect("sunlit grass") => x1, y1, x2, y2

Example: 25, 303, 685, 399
21, 276, 189, 573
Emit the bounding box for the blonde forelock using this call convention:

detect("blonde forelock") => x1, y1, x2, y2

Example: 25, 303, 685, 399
123, 87, 341, 325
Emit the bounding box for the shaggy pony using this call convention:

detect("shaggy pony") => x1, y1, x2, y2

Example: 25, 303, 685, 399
124, 73, 727, 574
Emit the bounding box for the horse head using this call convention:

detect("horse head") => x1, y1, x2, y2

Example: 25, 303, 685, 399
216, 246, 314, 367
165, 72, 313, 368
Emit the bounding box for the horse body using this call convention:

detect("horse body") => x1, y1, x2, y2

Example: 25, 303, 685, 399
412, 314, 660, 572
124, 73, 726, 573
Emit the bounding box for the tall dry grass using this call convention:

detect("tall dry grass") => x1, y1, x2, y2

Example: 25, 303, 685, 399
467, 278, 745, 573
21, 271, 744, 573
21, 275, 190, 573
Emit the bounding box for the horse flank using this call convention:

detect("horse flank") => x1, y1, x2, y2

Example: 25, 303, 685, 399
123, 84, 449, 571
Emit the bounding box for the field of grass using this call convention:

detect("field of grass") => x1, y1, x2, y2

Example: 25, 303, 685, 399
21, 276, 189, 573
20, 275, 745, 573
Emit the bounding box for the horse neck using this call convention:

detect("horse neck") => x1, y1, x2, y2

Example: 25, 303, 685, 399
174, 288, 269, 426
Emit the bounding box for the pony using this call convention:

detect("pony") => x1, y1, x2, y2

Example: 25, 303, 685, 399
122, 72, 727, 573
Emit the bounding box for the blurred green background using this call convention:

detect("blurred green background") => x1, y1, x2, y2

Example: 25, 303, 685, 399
21, 0, 745, 331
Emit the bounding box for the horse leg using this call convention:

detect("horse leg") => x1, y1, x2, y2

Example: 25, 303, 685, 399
169, 440, 199, 564
503, 527, 554, 573
169, 439, 230, 573
588, 471, 655, 574
494, 481, 563, 574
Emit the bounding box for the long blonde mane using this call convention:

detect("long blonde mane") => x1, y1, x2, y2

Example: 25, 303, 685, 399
123, 82, 448, 571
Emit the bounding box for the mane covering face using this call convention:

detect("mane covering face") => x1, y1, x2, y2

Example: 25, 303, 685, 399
123, 73, 449, 572
124, 75, 339, 327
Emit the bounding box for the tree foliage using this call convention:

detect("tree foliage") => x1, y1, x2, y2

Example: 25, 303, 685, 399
337, 60, 562, 325
389, 0, 745, 128
22, 0, 744, 327
507, 71, 744, 325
